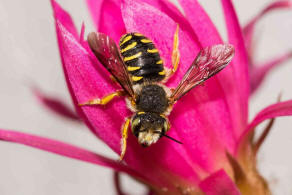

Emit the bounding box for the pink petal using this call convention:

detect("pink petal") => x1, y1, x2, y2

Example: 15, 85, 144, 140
250, 51, 292, 93
86, 0, 198, 44
85, 0, 103, 29
178, 0, 247, 139
53, 0, 132, 176
142, 0, 200, 43
56, 20, 126, 153
199, 170, 240, 195
86, 0, 126, 43
236, 100, 292, 154
51, 0, 78, 39
0, 128, 142, 179
52, 2, 191, 187
178, 0, 222, 45
55, 13, 175, 187
122, 0, 236, 174
87, 0, 231, 178
127, 131, 203, 183
221, 0, 250, 131
33, 88, 80, 121
243, 1, 292, 53
52, 1, 130, 156
80, 22, 85, 43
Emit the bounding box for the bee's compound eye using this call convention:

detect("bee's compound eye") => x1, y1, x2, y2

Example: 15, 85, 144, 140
163, 121, 168, 132
163, 119, 170, 133
132, 118, 140, 127
131, 117, 141, 137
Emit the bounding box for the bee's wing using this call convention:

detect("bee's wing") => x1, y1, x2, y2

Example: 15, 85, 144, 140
87, 32, 135, 98
170, 44, 235, 102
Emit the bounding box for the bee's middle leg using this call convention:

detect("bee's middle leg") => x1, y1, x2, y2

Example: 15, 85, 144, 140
79, 90, 125, 106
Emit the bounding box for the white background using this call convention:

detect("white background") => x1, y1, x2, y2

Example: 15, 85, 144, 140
0, 0, 291, 194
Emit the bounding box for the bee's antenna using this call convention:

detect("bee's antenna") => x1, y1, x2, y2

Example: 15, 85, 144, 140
162, 134, 183, 144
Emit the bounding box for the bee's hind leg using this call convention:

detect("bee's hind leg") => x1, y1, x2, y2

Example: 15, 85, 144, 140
79, 90, 125, 106
171, 24, 180, 76
163, 24, 180, 82
120, 117, 131, 161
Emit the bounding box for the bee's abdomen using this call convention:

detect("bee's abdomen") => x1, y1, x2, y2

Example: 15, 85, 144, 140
119, 33, 165, 84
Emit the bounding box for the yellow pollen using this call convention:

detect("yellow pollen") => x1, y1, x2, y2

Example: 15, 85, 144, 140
132, 76, 143, 81
147, 48, 158, 53
124, 52, 142, 62
158, 70, 166, 75
156, 59, 163, 64
145, 134, 152, 142
121, 42, 137, 53
120, 35, 132, 46
141, 39, 152, 43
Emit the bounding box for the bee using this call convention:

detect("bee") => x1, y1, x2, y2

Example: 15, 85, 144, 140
81, 25, 234, 160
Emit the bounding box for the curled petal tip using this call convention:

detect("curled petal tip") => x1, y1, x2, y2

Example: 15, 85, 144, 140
237, 99, 292, 157
80, 22, 85, 43
32, 87, 80, 121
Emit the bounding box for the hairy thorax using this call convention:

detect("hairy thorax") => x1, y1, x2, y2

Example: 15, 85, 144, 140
136, 84, 169, 114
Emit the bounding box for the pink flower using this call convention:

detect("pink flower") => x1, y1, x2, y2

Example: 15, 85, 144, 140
1, 0, 292, 194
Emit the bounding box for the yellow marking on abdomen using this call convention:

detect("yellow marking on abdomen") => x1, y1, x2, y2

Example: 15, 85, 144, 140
120, 34, 127, 40
158, 70, 166, 75
121, 42, 137, 53
134, 33, 143, 36
141, 39, 152, 43
138, 111, 145, 115
156, 59, 163, 64
147, 48, 158, 53
127, 66, 141, 71
120, 35, 132, 46
132, 76, 143, 81
124, 52, 142, 62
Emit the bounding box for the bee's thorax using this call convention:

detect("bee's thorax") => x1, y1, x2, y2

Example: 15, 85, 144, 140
136, 84, 168, 114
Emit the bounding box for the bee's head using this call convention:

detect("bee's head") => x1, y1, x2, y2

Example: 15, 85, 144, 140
131, 112, 169, 147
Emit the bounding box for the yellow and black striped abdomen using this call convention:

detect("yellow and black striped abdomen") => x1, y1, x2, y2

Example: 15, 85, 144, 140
119, 33, 165, 84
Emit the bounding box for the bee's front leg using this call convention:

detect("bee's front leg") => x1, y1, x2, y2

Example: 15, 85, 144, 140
79, 90, 125, 106
120, 117, 131, 161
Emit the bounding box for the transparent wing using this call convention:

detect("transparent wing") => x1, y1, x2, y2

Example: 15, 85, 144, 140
170, 44, 235, 102
87, 32, 135, 98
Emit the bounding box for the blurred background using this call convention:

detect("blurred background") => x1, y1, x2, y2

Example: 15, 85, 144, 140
0, 0, 291, 194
